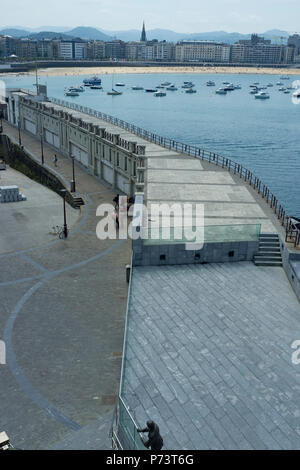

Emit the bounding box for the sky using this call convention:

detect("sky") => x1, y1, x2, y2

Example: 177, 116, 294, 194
2, 0, 300, 33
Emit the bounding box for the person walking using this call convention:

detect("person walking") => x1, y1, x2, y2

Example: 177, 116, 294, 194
137, 420, 163, 451
53, 154, 58, 167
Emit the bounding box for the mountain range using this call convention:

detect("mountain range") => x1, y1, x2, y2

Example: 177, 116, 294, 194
0, 26, 290, 44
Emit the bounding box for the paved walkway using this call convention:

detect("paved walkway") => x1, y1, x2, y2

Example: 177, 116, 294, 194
0, 122, 131, 449
123, 262, 300, 450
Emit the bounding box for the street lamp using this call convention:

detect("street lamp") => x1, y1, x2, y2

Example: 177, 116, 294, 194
0, 111, 3, 134
40, 132, 44, 164
60, 189, 68, 239
70, 155, 76, 193
18, 119, 22, 146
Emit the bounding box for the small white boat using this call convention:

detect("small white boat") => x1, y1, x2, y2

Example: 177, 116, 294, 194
215, 88, 227, 95
255, 91, 270, 99
292, 90, 300, 98
154, 90, 166, 97
182, 82, 195, 88
166, 84, 178, 91
115, 83, 125, 86
278, 87, 286, 91
223, 81, 230, 84
267, 83, 273, 87
65, 89, 79, 97
234, 84, 242, 89
132, 86, 144, 90
69, 86, 84, 92
224, 84, 235, 91
107, 89, 122, 95
90, 85, 102, 89
161, 81, 171, 86
276, 82, 283, 86
284, 90, 290, 94
145, 88, 157, 93
206, 80, 215, 86
185, 88, 196, 93
280, 76, 290, 80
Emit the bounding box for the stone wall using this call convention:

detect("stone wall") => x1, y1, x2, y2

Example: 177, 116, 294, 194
1, 134, 78, 208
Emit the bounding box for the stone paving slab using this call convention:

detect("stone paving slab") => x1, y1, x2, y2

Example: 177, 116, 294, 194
122, 262, 300, 450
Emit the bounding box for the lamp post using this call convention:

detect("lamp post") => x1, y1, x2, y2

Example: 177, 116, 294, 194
60, 189, 68, 238
70, 155, 76, 192
18, 119, 22, 146
40, 132, 44, 165
0, 111, 3, 134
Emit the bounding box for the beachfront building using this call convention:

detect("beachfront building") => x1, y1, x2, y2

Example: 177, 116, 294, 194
288, 34, 300, 63
104, 40, 125, 60
87, 40, 105, 60
231, 34, 283, 64
59, 40, 87, 60
175, 40, 231, 63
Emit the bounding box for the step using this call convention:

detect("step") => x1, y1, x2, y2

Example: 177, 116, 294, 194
259, 245, 281, 251
255, 252, 282, 258
259, 238, 280, 244
254, 256, 282, 262
254, 260, 283, 267
260, 233, 279, 238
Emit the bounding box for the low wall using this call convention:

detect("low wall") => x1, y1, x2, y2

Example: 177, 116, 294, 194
0, 134, 79, 209
132, 240, 259, 267
281, 240, 300, 302
131, 194, 259, 266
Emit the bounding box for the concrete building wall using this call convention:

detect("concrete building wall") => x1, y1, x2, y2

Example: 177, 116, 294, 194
6, 90, 143, 196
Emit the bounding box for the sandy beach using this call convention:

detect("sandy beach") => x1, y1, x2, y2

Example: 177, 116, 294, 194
17, 65, 300, 77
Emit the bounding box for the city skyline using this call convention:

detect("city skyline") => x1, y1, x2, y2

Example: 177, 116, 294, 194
2, 0, 300, 34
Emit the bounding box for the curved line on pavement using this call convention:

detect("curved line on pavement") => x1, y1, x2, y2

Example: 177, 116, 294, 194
0, 194, 91, 260
3, 238, 126, 432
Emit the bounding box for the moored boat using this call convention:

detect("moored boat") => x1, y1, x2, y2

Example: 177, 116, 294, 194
255, 91, 270, 99
83, 76, 102, 86
215, 88, 227, 95
154, 90, 166, 97
107, 88, 122, 95
166, 84, 178, 90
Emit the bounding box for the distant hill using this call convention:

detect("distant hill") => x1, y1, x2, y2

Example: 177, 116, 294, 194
0, 28, 30, 37
28, 31, 76, 40
0, 26, 291, 44
66, 27, 113, 41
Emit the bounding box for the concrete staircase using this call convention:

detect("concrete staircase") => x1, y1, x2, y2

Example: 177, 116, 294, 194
72, 196, 84, 209
254, 233, 282, 267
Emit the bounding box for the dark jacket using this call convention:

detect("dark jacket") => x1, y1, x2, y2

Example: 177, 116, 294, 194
137, 421, 163, 451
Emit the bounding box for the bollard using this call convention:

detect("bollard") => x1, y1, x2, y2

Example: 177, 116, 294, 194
126, 265, 131, 283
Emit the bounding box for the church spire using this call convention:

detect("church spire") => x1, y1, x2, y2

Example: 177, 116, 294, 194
140, 21, 147, 42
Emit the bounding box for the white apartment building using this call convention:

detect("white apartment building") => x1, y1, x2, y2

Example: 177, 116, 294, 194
175, 40, 231, 62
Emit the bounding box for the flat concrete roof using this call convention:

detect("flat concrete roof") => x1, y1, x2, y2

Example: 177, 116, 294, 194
122, 262, 300, 450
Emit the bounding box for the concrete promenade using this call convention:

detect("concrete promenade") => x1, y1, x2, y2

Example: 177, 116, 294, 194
0, 121, 131, 449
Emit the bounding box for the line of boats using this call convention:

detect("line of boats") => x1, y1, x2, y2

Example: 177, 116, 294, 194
63, 74, 300, 100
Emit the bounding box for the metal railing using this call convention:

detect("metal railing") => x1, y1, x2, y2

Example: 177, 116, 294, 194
48, 97, 299, 245
109, 254, 146, 450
